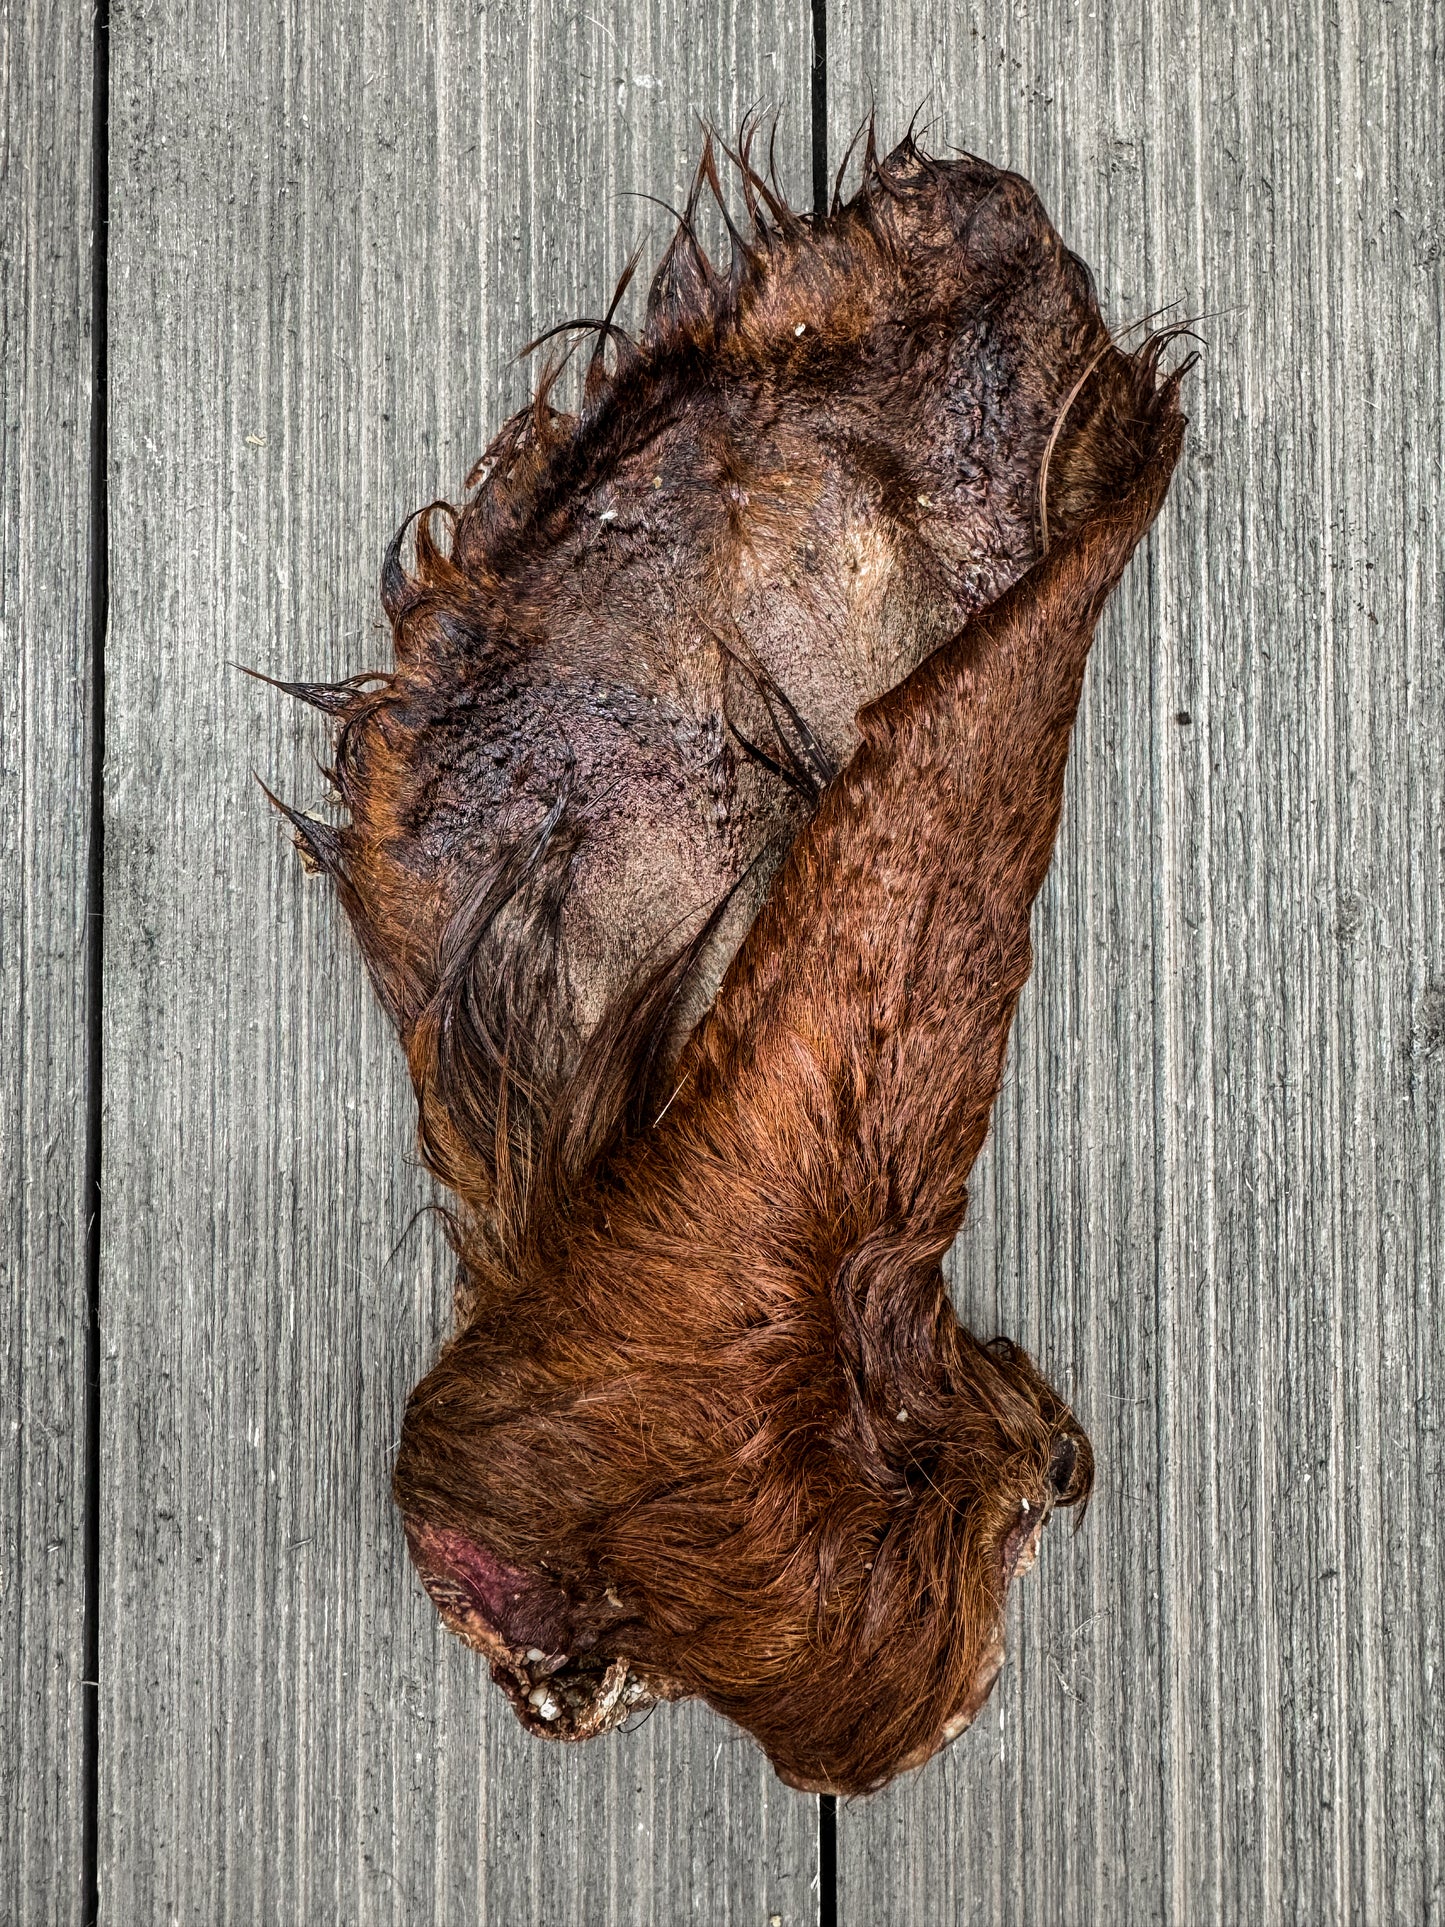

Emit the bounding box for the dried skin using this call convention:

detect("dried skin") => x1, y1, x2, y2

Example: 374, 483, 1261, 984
269, 125, 1186, 1795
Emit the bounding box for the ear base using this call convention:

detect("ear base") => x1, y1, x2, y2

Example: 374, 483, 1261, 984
402, 1518, 683, 1740
404, 1518, 574, 1655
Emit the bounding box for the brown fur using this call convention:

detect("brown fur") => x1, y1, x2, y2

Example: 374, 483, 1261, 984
265, 122, 1187, 1795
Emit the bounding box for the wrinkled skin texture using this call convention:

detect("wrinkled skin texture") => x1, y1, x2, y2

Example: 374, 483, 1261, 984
268, 127, 1186, 1795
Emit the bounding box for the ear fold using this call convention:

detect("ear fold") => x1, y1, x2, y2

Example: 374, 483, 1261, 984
402, 1518, 677, 1740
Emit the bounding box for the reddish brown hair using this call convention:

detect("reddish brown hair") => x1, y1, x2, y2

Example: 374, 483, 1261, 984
267, 122, 1186, 1794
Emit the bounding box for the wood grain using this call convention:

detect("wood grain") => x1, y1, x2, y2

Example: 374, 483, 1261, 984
99, 2, 818, 1918
0, 5, 96, 1921
830, 3, 1444, 1923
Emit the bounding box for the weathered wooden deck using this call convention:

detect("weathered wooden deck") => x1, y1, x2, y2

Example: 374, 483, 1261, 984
4, 0, 1442, 1920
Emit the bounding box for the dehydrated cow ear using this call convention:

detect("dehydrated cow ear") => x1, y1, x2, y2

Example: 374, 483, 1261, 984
283, 117, 1185, 1792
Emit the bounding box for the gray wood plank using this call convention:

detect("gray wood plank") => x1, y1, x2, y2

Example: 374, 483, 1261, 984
100, 2, 818, 1919
831, 4, 1444, 1923
0, 5, 96, 1921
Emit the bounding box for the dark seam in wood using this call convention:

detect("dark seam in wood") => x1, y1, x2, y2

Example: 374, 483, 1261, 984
81, 2, 109, 1920
819, 1792, 838, 1927
810, 0, 828, 221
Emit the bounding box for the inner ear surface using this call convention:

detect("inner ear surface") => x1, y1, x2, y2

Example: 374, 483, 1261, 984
403, 1518, 574, 1657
